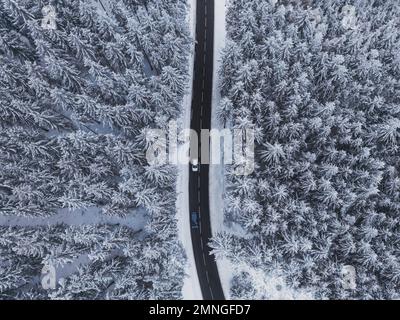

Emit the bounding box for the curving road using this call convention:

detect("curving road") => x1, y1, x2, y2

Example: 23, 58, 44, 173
189, 0, 225, 300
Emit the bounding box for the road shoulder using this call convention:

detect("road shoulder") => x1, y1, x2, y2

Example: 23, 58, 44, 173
209, 0, 231, 299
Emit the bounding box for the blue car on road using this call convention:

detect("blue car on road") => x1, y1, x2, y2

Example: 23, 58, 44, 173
191, 212, 200, 229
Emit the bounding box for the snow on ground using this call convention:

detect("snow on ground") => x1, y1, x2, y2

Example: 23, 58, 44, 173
210, 0, 229, 233
209, 0, 231, 299
234, 263, 314, 300
176, 0, 202, 300
0, 207, 147, 231
0, 205, 148, 287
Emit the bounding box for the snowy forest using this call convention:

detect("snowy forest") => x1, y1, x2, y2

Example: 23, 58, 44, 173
0, 0, 190, 299
212, 0, 400, 299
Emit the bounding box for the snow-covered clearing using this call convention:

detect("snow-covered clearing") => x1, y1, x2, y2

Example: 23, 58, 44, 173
176, 0, 202, 300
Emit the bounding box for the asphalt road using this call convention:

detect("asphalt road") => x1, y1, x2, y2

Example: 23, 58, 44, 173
189, 0, 225, 300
